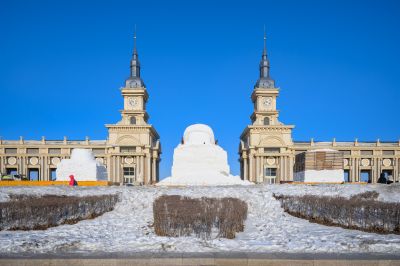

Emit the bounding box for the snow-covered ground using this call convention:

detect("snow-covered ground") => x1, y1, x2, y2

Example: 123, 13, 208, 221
0, 184, 399, 255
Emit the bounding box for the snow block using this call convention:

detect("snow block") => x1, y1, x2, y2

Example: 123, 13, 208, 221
56, 149, 108, 181
158, 124, 252, 186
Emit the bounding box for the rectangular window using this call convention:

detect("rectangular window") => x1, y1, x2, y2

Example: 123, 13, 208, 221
264, 148, 280, 153
340, 150, 351, 156
5, 148, 17, 154
49, 168, 57, 181
360, 150, 373, 156
344, 170, 350, 182
120, 146, 135, 153
382, 150, 395, 156
27, 148, 39, 154
48, 148, 61, 154
265, 168, 277, 177
28, 169, 40, 181
92, 148, 106, 155
6, 168, 18, 175
360, 170, 371, 183
123, 167, 135, 184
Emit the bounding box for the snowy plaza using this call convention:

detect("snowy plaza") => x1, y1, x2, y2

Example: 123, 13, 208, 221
0, 184, 400, 255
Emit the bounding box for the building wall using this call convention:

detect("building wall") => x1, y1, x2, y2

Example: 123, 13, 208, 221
239, 42, 400, 184
0, 42, 161, 185
0, 137, 161, 185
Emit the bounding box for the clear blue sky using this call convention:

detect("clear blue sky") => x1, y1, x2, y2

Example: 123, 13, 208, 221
1, 0, 399, 178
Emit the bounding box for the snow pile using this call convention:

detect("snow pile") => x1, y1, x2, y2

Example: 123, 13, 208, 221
294, 149, 344, 183
158, 124, 252, 186
56, 149, 107, 181
1, 184, 400, 254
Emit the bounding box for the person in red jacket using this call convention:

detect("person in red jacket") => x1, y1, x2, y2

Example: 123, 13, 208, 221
69, 175, 77, 186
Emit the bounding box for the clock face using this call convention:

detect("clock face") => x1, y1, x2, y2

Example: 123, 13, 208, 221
128, 97, 138, 108
263, 97, 272, 107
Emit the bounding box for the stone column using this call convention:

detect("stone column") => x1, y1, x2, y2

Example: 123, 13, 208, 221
152, 157, 157, 184
243, 155, 248, 181
135, 156, 139, 182
249, 153, 253, 182
140, 155, 144, 184
146, 154, 151, 185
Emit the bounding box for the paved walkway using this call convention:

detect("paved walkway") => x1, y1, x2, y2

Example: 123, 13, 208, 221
1, 252, 400, 266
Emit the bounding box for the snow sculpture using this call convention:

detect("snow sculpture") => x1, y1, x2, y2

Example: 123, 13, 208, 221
294, 149, 344, 183
56, 149, 108, 181
158, 124, 252, 186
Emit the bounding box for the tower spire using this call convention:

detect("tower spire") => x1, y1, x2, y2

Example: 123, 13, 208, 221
263, 25, 267, 56
125, 26, 145, 89
133, 24, 137, 55
255, 26, 275, 89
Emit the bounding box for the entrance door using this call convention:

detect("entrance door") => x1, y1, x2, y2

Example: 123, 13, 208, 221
344, 170, 350, 182
123, 167, 135, 185
6, 168, 18, 175
28, 169, 40, 181
264, 167, 277, 184
360, 170, 371, 183
381, 170, 393, 183
49, 168, 57, 181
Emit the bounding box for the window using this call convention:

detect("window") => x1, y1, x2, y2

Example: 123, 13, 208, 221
265, 168, 277, 177
6, 168, 17, 175
123, 167, 135, 184
360, 150, 373, 156
340, 150, 351, 156
120, 146, 135, 153
360, 170, 371, 183
264, 148, 280, 153
28, 169, 40, 181
49, 168, 57, 181
5, 148, 17, 154
383, 150, 395, 156
92, 148, 105, 155
130, 117, 136, 125
264, 117, 270, 125
344, 170, 350, 182
48, 148, 61, 154
27, 148, 39, 154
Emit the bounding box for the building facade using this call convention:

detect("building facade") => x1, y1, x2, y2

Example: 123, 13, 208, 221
0, 35, 161, 185
239, 36, 400, 184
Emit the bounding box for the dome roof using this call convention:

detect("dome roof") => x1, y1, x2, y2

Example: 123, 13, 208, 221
183, 124, 215, 145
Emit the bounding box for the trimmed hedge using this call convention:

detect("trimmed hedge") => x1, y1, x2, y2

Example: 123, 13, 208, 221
274, 191, 400, 234
0, 194, 119, 230
153, 195, 248, 239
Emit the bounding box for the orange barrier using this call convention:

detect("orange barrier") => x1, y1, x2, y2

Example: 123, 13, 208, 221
0, 181, 116, 186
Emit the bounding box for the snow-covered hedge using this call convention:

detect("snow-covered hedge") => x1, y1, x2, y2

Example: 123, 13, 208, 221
0, 194, 120, 230
274, 191, 400, 234
153, 195, 247, 239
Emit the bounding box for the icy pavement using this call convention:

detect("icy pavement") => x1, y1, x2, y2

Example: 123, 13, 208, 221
0, 184, 399, 255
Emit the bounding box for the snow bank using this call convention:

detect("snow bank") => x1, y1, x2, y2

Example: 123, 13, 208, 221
56, 149, 108, 181
158, 124, 252, 186
0, 184, 400, 254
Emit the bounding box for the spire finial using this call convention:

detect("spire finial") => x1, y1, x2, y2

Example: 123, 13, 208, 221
263, 25, 267, 55
133, 24, 137, 54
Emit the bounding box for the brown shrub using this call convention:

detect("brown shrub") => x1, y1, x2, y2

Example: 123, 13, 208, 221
153, 195, 248, 239
0, 194, 120, 230
273, 192, 400, 234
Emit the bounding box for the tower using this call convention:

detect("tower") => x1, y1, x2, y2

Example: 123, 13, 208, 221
105, 30, 161, 185
239, 31, 294, 184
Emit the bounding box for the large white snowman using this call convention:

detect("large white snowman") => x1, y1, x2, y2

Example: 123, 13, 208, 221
158, 124, 252, 186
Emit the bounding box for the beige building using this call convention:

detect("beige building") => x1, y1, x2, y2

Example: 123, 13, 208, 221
239, 36, 400, 184
0, 35, 161, 185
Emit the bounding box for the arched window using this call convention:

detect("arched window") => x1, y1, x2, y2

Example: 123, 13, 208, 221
264, 117, 270, 125
130, 117, 136, 125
